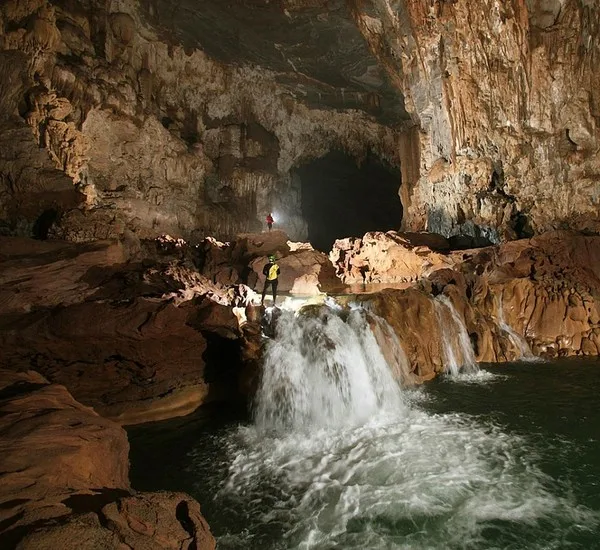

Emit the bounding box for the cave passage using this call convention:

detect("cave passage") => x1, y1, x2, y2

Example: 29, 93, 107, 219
295, 150, 402, 252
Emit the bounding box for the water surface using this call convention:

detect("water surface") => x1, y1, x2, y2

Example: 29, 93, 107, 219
129, 358, 600, 549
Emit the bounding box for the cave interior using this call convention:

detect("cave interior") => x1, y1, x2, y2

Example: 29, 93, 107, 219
295, 151, 403, 252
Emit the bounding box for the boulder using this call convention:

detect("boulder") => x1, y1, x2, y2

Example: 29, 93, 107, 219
330, 231, 453, 285
251, 248, 338, 295
0, 369, 215, 550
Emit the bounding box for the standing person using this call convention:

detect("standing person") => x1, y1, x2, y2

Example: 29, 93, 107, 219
261, 254, 280, 305
266, 212, 274, 231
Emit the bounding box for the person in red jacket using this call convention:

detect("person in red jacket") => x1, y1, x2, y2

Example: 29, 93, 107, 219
266, 212, 274, 231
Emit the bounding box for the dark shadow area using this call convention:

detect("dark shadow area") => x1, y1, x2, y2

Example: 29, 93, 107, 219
295, 150, 402, 252
32, 209, 58, 240
176, 501, 198, 549
0, 381, 47, 401
62, 489, 131, 515
201, 333, 245, 404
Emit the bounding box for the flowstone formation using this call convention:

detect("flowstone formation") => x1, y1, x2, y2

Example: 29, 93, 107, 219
351, 0, 600, 241
1, 0, 598, 245
0, 0, 403, 244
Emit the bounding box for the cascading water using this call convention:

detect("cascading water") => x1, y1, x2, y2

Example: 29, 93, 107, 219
194, 301, 598, 549
496, 294, 538, 361
434, 295, 479, 376
254, 306, 406, 432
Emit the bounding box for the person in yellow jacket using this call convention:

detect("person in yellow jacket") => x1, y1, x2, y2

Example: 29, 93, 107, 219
261, 254, 280, 305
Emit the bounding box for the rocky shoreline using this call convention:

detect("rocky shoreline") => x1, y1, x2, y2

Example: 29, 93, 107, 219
0, 369, 215, 549
1, 229, 599, 547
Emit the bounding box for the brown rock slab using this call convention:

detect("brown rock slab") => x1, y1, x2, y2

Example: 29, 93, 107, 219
0, 237, 259, 425
0, 369, 130, 541
0, 369, 216, 549
16, 492, 215, 550
330, 231, 453, 285
251, 248, 338, 295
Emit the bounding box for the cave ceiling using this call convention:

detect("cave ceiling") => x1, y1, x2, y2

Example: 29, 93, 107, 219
141, 0, 410, 125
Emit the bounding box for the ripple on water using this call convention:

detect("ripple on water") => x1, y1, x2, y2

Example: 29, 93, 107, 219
445, 370, 509, 384
189, 408, 599, 550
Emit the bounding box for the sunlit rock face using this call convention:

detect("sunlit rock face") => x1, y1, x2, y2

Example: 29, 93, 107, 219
352, 0, 600, 240
0, 0, 598, 243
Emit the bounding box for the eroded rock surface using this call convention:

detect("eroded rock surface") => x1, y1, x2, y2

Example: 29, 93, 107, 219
330, 231, 453, 285
352, 1, 600, 240
198, 229, 339, 295
0, 236, 261, 425
0, 369, 215, 550
0, 0, 401, 243
3, 1, 597, 246
333, 230, 600, 363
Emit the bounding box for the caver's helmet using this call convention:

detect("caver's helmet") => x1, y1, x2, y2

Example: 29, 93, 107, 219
269, 255, 276, 262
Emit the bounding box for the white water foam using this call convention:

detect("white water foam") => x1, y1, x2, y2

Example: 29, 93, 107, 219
215, 302, 596, 549
434, 295, 480, 376
220, 410, 597, 549
448, 369, 508, 384
254, 307, 406, 432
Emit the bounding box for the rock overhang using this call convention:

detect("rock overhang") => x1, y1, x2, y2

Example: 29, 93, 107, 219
140, 0, 410, 125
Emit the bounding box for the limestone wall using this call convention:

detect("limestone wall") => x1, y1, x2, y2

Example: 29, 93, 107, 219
0, 0, 401, 242
352, 0, 600, 241
1, 0, 598, 244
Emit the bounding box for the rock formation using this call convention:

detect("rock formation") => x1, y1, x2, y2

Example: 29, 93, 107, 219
0, 369, 215, 549
2, 1, 597, 246
2, 1, 600, 546
0, 0, 402, 244
351, 0, 600, 240
0, 235, 264, 425
332, 230, 600, 365
0, 229, 342, 424
330, 231, 453, 285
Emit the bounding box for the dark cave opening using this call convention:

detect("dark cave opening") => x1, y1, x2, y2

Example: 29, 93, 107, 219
32, 209, 59, 240
295, 150, 402, 252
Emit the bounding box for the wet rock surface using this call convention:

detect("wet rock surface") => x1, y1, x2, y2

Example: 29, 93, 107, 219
0, 369, 215, 550
0, 235, 263, 425
334, 230, 600, 364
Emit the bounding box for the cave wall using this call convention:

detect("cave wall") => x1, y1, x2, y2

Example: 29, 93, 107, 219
0, 0, 402, 242
1, 0, 598, 245
352, 0, 600, 241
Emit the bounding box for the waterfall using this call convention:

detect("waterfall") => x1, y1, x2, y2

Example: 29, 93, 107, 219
213, 298, 595, 550
434, 295, 479, 375
496, 294, 537, 361
367, 311, 413, 384
253, 305, 407, 433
